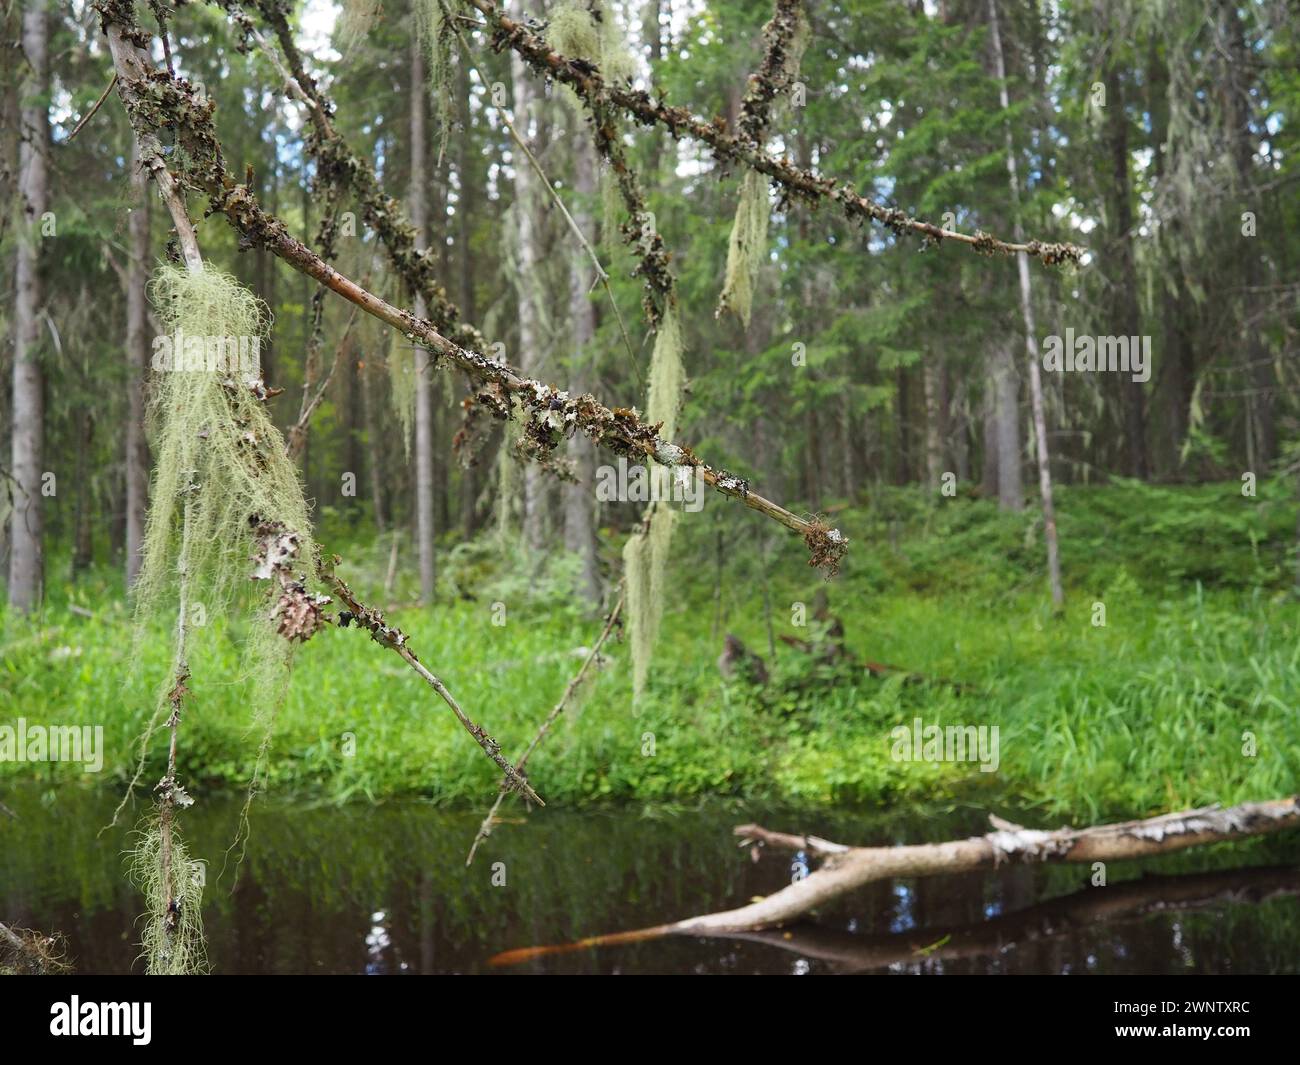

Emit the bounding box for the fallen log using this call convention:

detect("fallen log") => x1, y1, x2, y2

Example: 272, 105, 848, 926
489, 797, 1300, 965
718, 863, 1300, 973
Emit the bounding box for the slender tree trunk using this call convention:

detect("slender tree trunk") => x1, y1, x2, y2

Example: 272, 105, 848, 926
563, 138, 602, 607
1219, 0, 1273, 469
922, 358, 945, 492
8, 0, 49, 612
1100, 47, 1148, 479
992, 340, 1023, 510
125, 139, 151, 587
990, 0, 1061, 607
410, 37, 436, 602
510, 0, 548, 551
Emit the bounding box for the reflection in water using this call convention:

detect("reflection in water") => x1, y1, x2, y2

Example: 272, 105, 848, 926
1, 784, 1298, 974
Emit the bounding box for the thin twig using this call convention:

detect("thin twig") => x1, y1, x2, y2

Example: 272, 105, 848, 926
286, 302, 360, 459
466, 588, 624, 865
65, 73, 117, 143
324, 568, 544, 806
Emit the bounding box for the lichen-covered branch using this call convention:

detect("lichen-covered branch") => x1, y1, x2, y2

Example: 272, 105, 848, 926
468, 0, 1082, 266
466, 588, 624, 865
94, 0, 845, 564
321, 563, 543, 806
738, 0, 808, 145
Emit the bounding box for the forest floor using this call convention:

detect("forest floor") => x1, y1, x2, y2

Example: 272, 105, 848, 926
3, 480, 1298, 822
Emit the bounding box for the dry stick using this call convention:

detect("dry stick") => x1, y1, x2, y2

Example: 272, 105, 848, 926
324, 570, 543, 806
98, 15, 842, 561
488, 797, 1300, 964
466, 589, 624, 866
286, 301, 360, 460
467, 0, 1082, 266
65, 73, 118, 143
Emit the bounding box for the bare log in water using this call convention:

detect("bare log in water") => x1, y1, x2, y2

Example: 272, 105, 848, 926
490, 797, 1300, 965
721, 864, 1300, 972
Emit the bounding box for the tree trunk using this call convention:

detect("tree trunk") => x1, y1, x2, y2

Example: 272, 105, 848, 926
1219, 0, 1273, 469
410, 36, 436, 603
992, 340, 1023, 510
125, 138, 151, 587
563, 138, 602, 607
510, 0, 549, 551
989, 0, 1061, 607
7, 0, 49, 613
1100, 46, 1148, 478
922, 358, 945, 492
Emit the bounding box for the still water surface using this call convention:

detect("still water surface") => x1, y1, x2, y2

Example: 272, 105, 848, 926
2, 784, 1297, 974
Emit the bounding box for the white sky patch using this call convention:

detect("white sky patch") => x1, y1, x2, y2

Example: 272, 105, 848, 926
300, 0, 342, 63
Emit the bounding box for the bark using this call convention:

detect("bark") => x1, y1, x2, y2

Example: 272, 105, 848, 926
489, 797, 1300, 962
410, 37, 437, 603
563, 137, 602, 608
125, 138, 150, 587
7, 0, 49, 613
989, 0, 1061, 606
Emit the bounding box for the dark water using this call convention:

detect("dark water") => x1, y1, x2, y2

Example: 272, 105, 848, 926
2, 783, 1298, 974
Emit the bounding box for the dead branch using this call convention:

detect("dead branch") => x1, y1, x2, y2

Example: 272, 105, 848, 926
489, 797, 1300, 963
94, 3, 845, 565
466, 588, 624, 865
321, 564, 543, 807
467, 0, 1083, 267
720, 864, 1300, 973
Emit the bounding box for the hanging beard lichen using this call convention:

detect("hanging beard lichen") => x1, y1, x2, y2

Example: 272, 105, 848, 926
623, 304, 686, 700
416, 0, 457, 167
129, 814, 208, 975
337, 0, 384, 57
546, 1, 637, 85
134, 265, 314, 623
125, 264, 319, 971
716, 168, 771, 327
387, 327, 417, 456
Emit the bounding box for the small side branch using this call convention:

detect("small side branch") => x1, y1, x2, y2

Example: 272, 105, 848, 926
322, 565, 543, 807
466, 589, 624, 865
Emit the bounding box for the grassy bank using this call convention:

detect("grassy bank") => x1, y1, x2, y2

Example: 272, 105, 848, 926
3, 480, 1298, 820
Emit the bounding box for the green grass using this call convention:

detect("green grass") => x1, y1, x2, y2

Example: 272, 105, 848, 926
3, 479, 1298, 822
